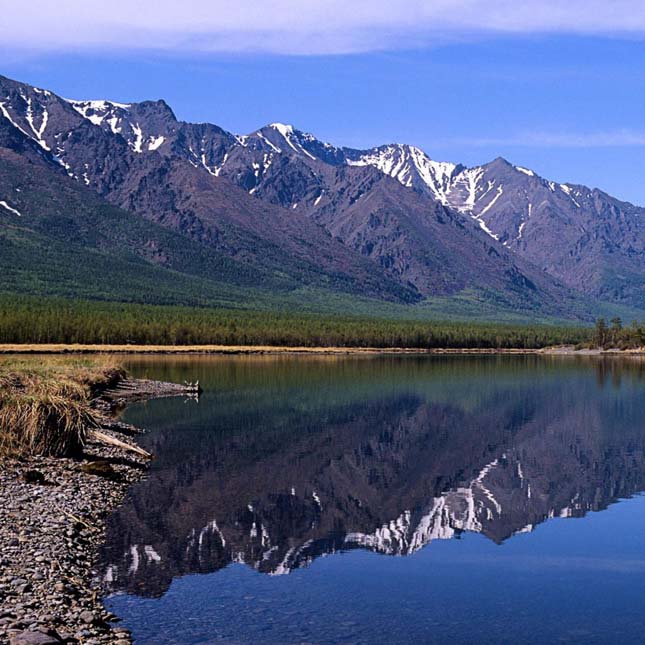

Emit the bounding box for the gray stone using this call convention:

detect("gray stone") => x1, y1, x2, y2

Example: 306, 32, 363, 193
9, 631, 62, 645
79, 610, 95, 624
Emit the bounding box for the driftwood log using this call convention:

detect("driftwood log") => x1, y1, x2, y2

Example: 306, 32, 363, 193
89, 429, 152, 459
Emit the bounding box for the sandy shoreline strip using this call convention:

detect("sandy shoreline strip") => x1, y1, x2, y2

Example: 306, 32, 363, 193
0, 344, 643, 356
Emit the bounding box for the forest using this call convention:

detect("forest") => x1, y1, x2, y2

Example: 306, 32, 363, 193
0, 294, 591, 349
591, 317, 645, 349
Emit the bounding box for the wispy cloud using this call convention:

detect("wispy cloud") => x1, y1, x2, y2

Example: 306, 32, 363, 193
440, 130, 645, 148
3, 1, 645, 56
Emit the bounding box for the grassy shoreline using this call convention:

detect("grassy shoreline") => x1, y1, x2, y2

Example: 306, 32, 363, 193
0, 343, 644, 355
0, 357, 124, 457
0, 343, 546, 355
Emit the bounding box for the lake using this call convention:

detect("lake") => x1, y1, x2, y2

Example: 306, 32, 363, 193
101, 355, 645, 644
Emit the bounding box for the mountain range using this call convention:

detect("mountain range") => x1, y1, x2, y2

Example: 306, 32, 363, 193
1, 73, 643, 321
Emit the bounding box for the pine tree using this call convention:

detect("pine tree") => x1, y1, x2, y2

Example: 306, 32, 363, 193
594, 318, 608, 348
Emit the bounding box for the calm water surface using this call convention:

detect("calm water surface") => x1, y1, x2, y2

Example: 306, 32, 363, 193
101, 355, 645, 644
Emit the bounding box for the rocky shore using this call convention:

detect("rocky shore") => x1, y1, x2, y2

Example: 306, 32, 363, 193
0, 379, 196, 644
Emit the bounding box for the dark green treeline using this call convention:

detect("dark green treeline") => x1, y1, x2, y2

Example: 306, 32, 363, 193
0, 295, 590, 349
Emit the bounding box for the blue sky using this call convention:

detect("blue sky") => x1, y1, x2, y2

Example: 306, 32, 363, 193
3, 1, 645, 203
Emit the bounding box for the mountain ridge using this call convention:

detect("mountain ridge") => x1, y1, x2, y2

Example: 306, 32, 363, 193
1, 72, 643, 319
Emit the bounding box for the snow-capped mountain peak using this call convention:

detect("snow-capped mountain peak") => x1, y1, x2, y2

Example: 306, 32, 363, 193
341, 143, 581, 242
266, 123, 317, 160
67, 99, 131, 130
67, 98, 151, 152
65, 98, 179, 153
67, 98, 132, 111
346, 143, 461, 203
269, 122, 294, 135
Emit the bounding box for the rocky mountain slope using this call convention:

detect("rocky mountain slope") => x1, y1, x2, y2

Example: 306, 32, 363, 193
1, 72, 642, 316
0, 147, 282, 305
216, 125, 644, 309
344, 146, 645, 307
0, 79, 415, 306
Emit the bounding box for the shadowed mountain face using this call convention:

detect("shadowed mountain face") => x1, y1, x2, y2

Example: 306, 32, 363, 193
3, 73, 638, 317
99, 356, 645, 598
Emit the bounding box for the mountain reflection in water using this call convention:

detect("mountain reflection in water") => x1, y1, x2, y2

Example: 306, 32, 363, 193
100, 355, 645, 599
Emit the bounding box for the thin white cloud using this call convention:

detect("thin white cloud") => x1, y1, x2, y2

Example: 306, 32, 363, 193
3, 1, 645, 56
441, 130, 645, 148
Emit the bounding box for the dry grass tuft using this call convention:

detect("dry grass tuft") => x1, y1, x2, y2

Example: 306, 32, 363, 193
0, 357, 122, 458
0, 394, 96, 457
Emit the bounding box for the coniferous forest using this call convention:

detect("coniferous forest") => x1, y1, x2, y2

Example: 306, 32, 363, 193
0, 295, 592, 349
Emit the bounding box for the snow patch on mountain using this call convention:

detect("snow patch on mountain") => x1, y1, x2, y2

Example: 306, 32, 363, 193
148, 135, 165, 151
24, 98, 49, 150
348, 144, 413, 185
0, 101, 36, 143
68, 99, 131, 112
68, 99, 154, 151
256, 130, 281, 153
518, 203, 532, 240
347, 143, 463, 205
480, 185, 504, 217
68, 99, 131, 128
212, 151, 230, 177
408, 146, 459, 203
131, 123, 143, 153
560, 184, 581, 208
0, 200, 22, 217
106, 116, 122, 135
